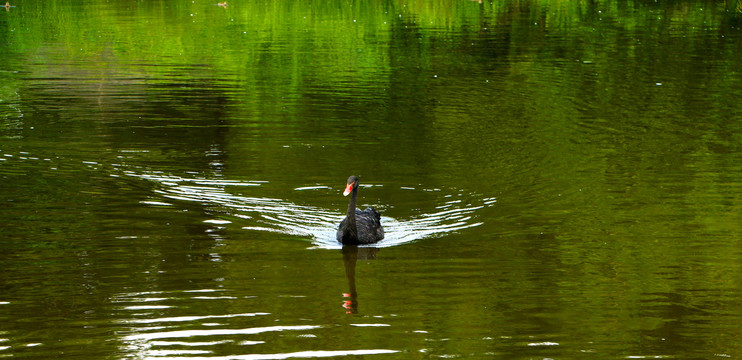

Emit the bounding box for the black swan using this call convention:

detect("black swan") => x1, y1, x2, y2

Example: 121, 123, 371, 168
337, 176, 384, 245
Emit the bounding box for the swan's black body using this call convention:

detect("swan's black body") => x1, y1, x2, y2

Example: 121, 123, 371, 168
337, 176, 384, 245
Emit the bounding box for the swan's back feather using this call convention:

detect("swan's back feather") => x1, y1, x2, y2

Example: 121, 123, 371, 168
337, 208, 384, 245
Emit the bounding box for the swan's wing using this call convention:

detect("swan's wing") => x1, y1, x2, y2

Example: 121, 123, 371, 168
355, 209, 385, 243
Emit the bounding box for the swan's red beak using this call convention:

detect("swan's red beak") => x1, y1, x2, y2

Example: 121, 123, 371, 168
343, 183, 353, 196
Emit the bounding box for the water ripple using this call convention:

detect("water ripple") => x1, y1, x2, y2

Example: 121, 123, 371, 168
120, 313, 271, 325
147, 349, 399, 360
123, 325, 321, 341
126, 171, 494, 248
120, 323, 399, 360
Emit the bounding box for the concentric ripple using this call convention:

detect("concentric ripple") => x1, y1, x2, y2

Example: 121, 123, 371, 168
126, 171, 495, 248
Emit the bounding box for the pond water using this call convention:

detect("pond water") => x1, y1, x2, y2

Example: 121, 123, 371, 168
2, 0, 742, 359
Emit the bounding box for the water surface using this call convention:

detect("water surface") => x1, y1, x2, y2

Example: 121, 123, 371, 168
1, 0, 742, 359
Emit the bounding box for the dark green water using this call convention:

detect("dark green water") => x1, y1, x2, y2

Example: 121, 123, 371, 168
2, 0, 742, 358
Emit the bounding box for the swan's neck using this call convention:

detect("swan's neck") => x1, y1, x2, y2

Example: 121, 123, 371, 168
345, 187, 358, 230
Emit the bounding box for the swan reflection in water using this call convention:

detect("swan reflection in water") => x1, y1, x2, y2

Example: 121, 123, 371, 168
125, 172, 495, 314
341, 246, 379, 314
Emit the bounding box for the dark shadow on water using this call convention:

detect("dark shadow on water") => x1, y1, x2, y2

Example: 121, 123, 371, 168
341, 245, 379, 314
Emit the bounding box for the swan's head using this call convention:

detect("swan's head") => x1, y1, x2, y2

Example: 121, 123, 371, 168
343, 175, 359, 196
